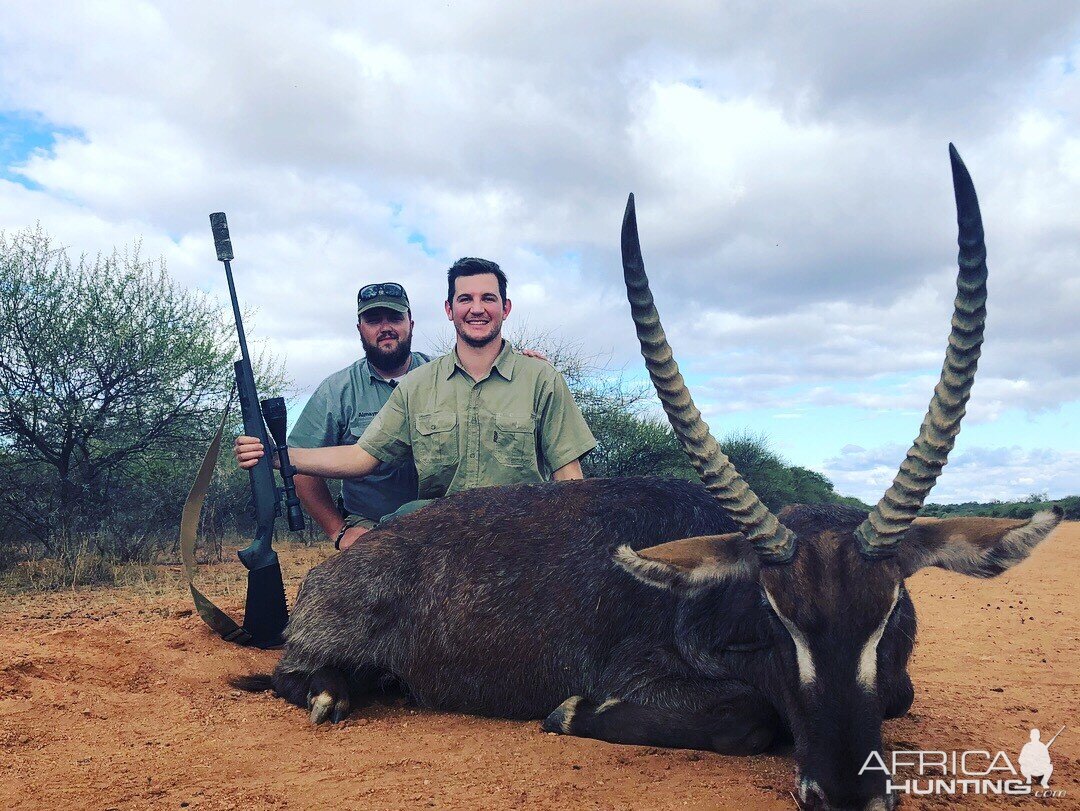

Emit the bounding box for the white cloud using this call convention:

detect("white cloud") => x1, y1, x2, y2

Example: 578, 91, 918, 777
824, 443, 1080, 504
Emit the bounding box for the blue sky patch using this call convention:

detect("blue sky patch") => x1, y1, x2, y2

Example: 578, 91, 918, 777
407, 230, 438, 257
0, 110, 84, 190
388, 201, 439, 257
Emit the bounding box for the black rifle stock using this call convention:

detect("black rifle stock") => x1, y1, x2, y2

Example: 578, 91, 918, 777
208, 211, 303, 647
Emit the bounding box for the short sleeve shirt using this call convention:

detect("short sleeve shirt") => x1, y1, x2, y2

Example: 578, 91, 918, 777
288, 352, 430, 521
357, 341, 596, 498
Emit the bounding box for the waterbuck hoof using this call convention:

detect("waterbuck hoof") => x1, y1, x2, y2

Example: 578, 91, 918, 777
542, 695, 584, 734
307, 688, 350, 724
306, 667, 351, 724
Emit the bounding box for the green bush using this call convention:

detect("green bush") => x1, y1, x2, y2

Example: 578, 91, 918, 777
0, 226, 285, 566
920, 494, 1079, 520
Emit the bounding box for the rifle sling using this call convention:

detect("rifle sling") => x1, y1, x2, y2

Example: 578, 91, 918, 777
179, 391, 253, 646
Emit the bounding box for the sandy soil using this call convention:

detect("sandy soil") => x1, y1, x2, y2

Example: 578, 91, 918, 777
1, 522, 1076, 810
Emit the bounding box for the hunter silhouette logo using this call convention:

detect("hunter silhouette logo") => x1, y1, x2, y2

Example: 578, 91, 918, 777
860, 724, 1068, 799
1019, 726, 1064, 789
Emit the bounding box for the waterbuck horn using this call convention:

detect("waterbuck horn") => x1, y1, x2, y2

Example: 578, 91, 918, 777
855, 144, 988, 557
621, 194, 796, 562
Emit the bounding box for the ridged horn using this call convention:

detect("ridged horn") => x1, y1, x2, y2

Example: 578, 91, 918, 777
855, 144, 988, 558
621, 194, 796, 563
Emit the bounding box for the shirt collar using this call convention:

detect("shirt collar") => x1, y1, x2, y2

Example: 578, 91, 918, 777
364, 354, 414, 385
490, 340, 517, 381
446, 340, 517, 382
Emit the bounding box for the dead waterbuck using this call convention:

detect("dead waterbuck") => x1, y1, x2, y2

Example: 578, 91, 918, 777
234, 146, 1061, 811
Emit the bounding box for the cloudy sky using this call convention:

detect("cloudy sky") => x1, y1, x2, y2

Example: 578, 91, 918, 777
2, 2, 1078, 504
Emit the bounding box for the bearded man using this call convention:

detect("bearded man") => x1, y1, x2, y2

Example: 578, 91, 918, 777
288, 283, 431, 550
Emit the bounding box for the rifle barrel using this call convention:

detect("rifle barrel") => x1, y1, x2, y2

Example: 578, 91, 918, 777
223, 258, 255, 369
210, 212, 254, 369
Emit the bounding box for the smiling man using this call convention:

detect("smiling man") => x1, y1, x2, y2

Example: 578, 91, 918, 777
287, 282, 430, 550
239, 258, 596, 533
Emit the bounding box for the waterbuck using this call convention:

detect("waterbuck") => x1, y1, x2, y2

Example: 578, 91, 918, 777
236, 146, 1062, 811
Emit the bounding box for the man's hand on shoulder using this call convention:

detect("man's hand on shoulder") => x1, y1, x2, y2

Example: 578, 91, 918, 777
518, 348, 550, 363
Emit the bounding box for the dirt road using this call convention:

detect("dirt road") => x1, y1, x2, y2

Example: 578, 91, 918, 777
2, 522, 1076, 810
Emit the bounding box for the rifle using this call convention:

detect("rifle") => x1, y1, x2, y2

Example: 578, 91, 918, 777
179, 213, 304, 649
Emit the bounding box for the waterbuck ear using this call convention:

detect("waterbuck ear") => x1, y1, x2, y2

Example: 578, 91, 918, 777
898, 508, 1064, 579
614, 533, 755, 594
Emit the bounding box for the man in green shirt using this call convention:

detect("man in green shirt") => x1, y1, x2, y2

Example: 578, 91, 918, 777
236, 258, 596, 519
288, 282, 431, 551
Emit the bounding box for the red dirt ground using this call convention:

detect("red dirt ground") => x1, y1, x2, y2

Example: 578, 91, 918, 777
1, 522, 1077, 810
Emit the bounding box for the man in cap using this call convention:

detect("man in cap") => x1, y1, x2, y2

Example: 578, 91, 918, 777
288, 282, 430, 551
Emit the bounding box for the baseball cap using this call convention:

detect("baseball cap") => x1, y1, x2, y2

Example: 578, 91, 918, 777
357, 282, 410, 317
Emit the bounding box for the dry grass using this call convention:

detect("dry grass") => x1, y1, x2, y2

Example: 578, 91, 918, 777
0, 537, 332, 600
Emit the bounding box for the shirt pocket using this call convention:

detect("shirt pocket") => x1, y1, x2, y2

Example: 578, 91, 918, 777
413, 412, 460, 491
490, 413, 537, 469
